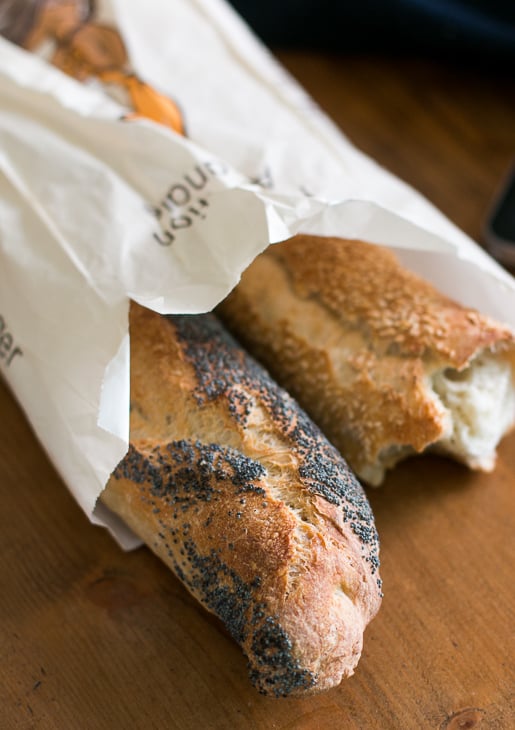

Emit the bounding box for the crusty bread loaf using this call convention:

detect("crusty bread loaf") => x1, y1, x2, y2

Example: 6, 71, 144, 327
101, 303, 382, 697
217, 235, 515, 485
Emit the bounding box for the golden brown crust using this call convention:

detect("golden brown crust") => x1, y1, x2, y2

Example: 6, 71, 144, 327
271, 236, 512, 368
217, 235, 515, 484
101, 303, 381, 697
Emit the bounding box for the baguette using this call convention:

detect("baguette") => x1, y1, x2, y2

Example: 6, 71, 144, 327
101, 303, 382, 697
217, 235, 515, 485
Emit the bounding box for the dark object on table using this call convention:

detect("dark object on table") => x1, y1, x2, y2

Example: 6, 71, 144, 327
229, 0, 515, 69
484, 162, 515, 270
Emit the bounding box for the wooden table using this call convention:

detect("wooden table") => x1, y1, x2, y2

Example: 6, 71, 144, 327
2, 53, 514, 729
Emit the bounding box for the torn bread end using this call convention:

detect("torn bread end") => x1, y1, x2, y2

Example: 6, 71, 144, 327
366, 352, 515, 486
431, 352, 515, 471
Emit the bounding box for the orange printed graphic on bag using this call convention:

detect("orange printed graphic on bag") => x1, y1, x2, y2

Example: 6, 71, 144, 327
0, 0, 185, 135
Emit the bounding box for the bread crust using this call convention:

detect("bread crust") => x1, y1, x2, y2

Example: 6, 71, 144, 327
101, 303, 381, 697
217, 235, 515, 484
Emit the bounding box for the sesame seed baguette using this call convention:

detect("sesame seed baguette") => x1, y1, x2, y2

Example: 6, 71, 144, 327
101, 303, 381, 697
217, 235, 515, 485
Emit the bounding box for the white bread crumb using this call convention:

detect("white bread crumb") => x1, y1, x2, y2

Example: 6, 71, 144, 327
431, 353, 515, 470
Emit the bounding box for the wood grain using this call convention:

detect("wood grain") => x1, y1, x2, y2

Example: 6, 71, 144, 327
2, 54, 514, 729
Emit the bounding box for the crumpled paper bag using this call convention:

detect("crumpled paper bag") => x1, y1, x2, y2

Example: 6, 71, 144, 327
0, 0, 513, 547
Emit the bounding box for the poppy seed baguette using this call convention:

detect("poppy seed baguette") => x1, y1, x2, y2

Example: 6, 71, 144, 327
101, 303, 382, 697
218, 235, 515, 485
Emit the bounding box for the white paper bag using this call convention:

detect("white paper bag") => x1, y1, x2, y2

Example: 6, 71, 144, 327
1, 0, 513, 547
